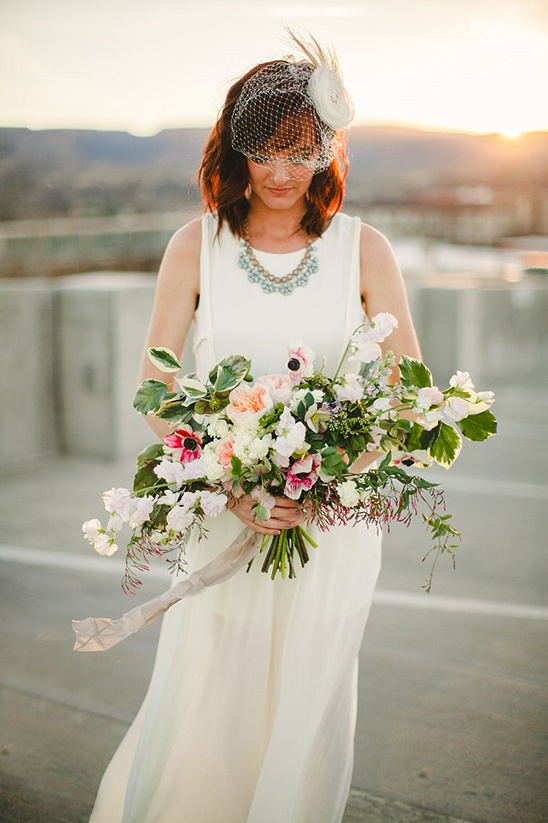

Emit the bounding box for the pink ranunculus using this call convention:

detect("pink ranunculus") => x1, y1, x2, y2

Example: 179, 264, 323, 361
286, 342, 315, 383
256, 373, 293, 405
226, 383, 273, 428
164, 428, 202, 463
216, 436, 236, 469
284, 453, 321, 500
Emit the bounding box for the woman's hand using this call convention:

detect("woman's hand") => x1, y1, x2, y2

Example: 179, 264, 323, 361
228, 494, 308, 536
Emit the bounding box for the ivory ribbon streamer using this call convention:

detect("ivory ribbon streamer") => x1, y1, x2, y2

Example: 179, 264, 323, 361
72, 527, 262, 653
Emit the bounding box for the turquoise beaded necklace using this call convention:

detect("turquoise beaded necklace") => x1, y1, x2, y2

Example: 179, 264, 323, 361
238, 222, 318, 295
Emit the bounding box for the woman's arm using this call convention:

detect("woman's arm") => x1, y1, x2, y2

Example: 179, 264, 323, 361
349, 223, 421, 473
138, 218, 202, 440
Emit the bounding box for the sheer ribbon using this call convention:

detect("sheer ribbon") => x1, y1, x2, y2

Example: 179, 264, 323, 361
72, 527, 262, 652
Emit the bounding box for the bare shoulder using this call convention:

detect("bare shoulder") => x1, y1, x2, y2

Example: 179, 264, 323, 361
359, 222, 398, 265
164, 216, 202, 261
157, 216, 202, 294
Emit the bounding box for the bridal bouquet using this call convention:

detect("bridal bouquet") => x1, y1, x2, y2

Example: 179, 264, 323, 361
82, 313, 496, 593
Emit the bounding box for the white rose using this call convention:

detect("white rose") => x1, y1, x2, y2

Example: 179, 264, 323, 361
308, 65, 355, 129
337, 480, 361, 508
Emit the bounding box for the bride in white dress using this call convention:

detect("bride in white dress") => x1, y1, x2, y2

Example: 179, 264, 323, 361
88, 34, 420, 823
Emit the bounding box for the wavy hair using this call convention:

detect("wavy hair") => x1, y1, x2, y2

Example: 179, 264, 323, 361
198, 60, 349, 239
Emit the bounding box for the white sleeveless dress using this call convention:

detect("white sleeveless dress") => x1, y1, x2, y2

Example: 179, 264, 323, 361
89, 212, 382, 823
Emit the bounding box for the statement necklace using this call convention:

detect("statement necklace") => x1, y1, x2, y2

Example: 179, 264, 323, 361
238, 222, 318, 295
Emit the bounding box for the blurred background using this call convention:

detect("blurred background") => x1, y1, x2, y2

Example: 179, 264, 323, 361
0, 2, 547, 822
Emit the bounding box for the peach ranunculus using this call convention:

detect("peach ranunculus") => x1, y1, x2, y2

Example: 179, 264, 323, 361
226, 383, 273, 428
256, 373, 293, 405
216, 436, 235, 470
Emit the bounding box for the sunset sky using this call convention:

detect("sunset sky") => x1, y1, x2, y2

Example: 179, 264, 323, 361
1, 0, 547, 137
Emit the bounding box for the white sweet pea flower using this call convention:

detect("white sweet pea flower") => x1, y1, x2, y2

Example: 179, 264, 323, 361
153, 457, 187, 488
271, 450, 290, 468
93, 532, 118, 556
449, 371, 475, 392
180, 457, 206, 480
416, 408, 444, 431
371, 397, 394, 419
334, 373, 364, 402
366, 425, 384, 451
82, 519, 102, 544
476, 390, 495, 404
251, 486, 276, 509
158, 489, 181, 507
308, 65, 355, 129
368, 312, 399, 343
166, 506, 195, 532
274, 407, 307, 457
200, 491, 228, 518
444, 396, 471, 422
106, 513, 123, 533
415, 386, 444, 411
127, 496, 155, 529
102, 487, 132, 518
177, 490, 200, 508
350, 335, 382, 364
337, 479, 361, 508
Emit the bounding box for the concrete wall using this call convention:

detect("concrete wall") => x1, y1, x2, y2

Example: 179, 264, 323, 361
409, 282, 548, 388
0, 279, 56, 470
1, 274, 547, 471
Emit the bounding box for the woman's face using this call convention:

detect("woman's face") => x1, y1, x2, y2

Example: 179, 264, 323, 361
246, 131, 318, 212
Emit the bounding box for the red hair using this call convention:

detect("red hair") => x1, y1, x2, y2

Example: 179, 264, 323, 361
198, 60, 348, 239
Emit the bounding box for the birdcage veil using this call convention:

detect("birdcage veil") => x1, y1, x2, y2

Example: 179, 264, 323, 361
230, 29, 354, 181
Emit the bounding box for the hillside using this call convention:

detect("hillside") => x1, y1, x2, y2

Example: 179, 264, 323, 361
1, 125, 547, 221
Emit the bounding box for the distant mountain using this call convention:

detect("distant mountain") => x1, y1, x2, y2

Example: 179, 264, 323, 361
1, 125, 547, 221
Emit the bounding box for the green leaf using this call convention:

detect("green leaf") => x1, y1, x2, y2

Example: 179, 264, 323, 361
208, 355, 250, 393
133, 379, 169, 415
148, 347, 182, 373
155, 403, 195, 425
430, 422, 462, 468
457, 409, 497, 442
231, 455, 243, 475
399, 356, 433, 389
136, 442, 164, 470
177, 377, 208, 399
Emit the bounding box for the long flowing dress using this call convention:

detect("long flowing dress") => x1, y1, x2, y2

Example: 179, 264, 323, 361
89, 211, 382, 823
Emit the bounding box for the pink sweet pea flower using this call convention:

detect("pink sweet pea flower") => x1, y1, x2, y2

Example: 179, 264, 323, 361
287, 342, 315, 383
164, 428, 202, 463
284, 454, 321, 500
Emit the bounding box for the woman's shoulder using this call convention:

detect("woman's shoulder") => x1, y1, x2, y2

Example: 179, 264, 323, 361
166, 216, 203, 259
358, 220, 395, 259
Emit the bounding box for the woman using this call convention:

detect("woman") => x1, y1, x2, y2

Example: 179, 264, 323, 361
89, 33, 420, 823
